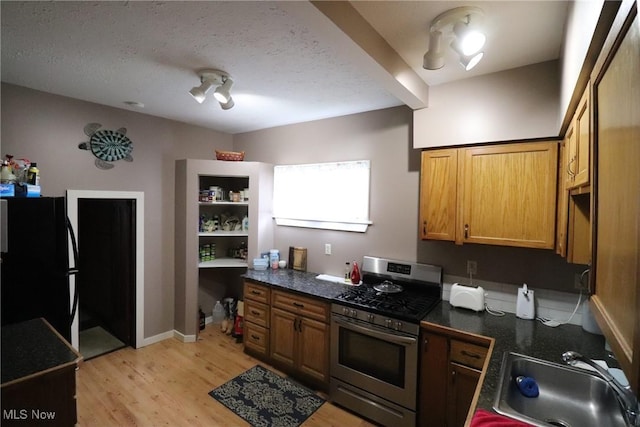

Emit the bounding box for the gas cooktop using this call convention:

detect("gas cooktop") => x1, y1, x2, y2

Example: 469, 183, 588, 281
334, 256, 442, 323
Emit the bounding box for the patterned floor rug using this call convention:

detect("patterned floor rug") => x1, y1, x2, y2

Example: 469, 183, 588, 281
209, 365, 325, 427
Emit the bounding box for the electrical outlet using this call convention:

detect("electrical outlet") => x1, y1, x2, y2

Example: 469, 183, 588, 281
324, 243, 332, 255
467, 260, 477, 275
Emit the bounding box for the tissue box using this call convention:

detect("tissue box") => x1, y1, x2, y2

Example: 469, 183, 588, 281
15, 184, 41, 198
0, 183, 15, 197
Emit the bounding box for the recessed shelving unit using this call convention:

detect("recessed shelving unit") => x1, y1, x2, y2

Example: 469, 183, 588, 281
175, 159, 273, 341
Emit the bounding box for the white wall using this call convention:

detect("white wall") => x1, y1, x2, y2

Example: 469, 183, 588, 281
413, 61, 560, 148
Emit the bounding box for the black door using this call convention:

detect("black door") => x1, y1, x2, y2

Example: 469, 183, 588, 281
77, 198, 135, 346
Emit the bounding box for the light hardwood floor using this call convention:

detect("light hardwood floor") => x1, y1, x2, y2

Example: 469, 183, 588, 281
76, 325, 376, 426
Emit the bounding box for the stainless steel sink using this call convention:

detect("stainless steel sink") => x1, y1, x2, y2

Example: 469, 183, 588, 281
493, 352, 627, 427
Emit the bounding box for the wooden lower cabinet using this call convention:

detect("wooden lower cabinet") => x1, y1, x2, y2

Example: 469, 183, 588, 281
270, 291, 330, 388
419, 328, 490, 427
447, 363, 481, 427
243, 282, 330, 390
243, 281, 271, 359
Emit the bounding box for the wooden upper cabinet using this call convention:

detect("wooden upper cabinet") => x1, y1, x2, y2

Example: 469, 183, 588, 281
460, 141, 558, 249
420, 141, 558, 249
573, 86, 591, 187
419, 149, 458, 241
564, 85, 591, 189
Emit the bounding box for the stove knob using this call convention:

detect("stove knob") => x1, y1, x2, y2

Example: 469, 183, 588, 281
342, 307, 349, 316
395, 321, 402, 331
350, 309, 357, 318
385, 319, 392, 328
367, 313, 375, 322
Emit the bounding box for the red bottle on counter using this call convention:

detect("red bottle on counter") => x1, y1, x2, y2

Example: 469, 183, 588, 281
350, 261, 361, 285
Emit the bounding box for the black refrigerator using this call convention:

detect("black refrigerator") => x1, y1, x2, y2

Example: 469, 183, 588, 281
1, 197, 78, 342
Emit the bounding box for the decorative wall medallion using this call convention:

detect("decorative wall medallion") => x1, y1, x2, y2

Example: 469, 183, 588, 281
78, 123, 133, 169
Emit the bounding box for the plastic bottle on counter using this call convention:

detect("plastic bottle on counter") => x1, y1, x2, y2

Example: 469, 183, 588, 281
350, 261, 361, 285
345, 262, 351, 283
212, 301, 225, 324
270, 249, 280, 269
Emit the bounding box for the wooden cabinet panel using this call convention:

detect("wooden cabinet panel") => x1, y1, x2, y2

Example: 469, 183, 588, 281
461, 142, 558, 249
244, 321, 269, 357
574, 87, 591, 187
419, 325, 491, 427
269, 291, 330, 388
244, 282, 270, 305
419, 149, 458, 241
590, 0, 640, 392
272, 290, 329, 323
270, 307, 297, 368
449, 340, 487, 370
243, 281, 271, 358
298, 317, 330, 383
556, 138, 570, 257
418, 332, 449, 427
447, 363, 481, 427
244, 299, 269, 328
420, 141, 558, 249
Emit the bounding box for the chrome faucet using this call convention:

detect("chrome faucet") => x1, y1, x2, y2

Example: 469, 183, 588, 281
562, 351, 640, 427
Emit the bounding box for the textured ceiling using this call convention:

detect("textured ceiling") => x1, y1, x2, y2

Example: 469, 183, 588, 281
1, 1, 569, 134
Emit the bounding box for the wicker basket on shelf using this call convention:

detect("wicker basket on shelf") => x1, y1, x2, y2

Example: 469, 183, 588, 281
215, 150, 245, 161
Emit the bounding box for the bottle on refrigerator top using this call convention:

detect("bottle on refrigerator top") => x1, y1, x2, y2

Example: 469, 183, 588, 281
350, 261, 361, 285
27, 163, 40, 185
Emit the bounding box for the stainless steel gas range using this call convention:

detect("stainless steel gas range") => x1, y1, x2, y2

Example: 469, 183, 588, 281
330, 256, 442, 427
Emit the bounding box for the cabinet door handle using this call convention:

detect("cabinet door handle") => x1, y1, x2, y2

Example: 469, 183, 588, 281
292, 302, 304, 308
250, 310, 260, 316
423, 220, 427, 236
251, 290, 261, 295
464, 224, 469, 239
251, 334, 260, 340
462, 350, 481, 359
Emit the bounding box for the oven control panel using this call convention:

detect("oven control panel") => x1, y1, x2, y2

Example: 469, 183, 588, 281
332, 304, 419, 336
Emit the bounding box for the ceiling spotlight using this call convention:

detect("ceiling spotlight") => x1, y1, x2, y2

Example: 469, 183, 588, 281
189, 69, 235, 109
213, 77, 233, 104
423, 6, 486, 71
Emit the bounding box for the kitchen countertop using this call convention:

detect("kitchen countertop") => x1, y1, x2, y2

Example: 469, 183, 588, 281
1, 318, 82, 385
243, 268, 609, 415
244, 268, 351, 300
422, 302, 608, 413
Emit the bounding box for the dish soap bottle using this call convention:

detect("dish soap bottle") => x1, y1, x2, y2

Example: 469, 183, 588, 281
345, 262, 351, 283
350, 261, 361, 285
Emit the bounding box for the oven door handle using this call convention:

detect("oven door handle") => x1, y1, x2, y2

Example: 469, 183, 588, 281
333, 318, 416, 346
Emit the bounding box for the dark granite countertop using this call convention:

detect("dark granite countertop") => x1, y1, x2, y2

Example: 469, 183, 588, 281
422, 301, 608, 412
1, 318, 81, 385
243, 268, 609, 415
244, 268, 351, 301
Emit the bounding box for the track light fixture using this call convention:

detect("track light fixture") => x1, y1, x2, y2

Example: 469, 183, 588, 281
423, 6, 486, 71
189, 69, 235, 109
